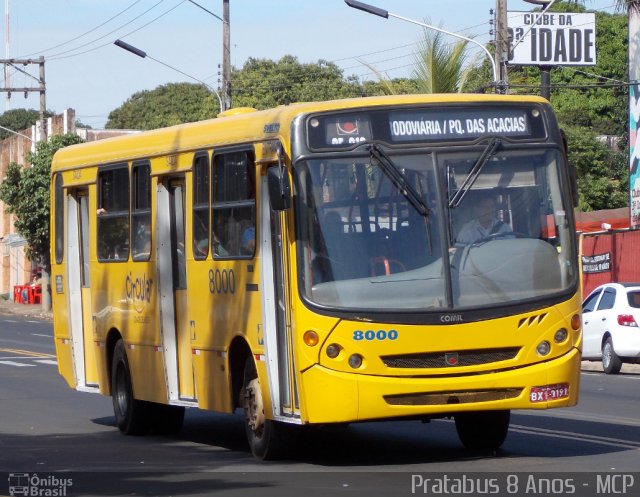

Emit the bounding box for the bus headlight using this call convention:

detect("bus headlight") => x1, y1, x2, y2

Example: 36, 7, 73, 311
554, 328, 568, 344
536, 341, 551, 356
348, 353, 363, 369
326, 344, 341, 359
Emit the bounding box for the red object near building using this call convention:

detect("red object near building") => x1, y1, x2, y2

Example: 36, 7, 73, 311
581, 230, 640, 297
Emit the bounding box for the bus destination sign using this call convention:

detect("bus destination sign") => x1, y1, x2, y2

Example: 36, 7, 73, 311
307, 105, 546, 150
389, 109, 530, 142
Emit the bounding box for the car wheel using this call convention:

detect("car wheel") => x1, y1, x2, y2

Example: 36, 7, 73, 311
602, 337, 623, 374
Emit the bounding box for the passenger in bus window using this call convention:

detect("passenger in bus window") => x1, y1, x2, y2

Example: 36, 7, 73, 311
212, 233, 229, 257
133, 222, 151, 258
193, 215, 209, 258
240, 226, 255, 256
456, 195, 512, 245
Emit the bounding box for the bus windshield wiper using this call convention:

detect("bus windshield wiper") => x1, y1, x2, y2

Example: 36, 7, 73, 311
368, 144, 429, 216
449, 138, 502, 209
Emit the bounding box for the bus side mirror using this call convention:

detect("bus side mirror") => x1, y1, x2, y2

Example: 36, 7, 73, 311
560, 128, 579, 208
268, 167, 291, 211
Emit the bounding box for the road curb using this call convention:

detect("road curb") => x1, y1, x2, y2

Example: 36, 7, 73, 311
0, 299, 52, 320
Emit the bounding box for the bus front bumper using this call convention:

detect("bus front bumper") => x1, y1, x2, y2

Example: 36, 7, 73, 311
300, 347, 581, 424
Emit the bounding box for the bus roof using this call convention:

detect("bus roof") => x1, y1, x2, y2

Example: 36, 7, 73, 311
51, 93, 549, 171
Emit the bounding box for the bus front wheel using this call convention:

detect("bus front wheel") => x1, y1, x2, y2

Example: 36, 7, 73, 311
454, 410, 510, 450
241, 358, 286, 460
111, 339, 149, 435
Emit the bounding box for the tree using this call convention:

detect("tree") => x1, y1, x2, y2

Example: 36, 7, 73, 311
106, 82, 219, 130
615, 1, 640, 13
357, 23, 476, 96
465, 2, 630, 211
564, 126, 628, 210
0, 108, 53, 140
412, 26, 475, 93
105, 59, 369, 130
0, 133, 84, 269
231, 55, 363, 109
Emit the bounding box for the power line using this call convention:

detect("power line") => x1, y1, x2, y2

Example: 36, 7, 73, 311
48, 0, 181, 61
16, 0, 145, 59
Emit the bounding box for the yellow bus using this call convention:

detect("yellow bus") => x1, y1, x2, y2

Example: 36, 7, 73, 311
50, 94, 582, 459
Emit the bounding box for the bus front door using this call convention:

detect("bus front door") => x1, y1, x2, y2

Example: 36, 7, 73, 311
66, 189, 98, 390
260, 168, 300, 421
156, 177, 196, 402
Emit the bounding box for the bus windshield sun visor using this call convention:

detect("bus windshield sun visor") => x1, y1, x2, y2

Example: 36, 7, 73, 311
449, 137, 502, 209
367, 144, 430, 217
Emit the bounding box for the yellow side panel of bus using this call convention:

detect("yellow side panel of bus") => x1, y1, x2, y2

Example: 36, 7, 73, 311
81, 286, 98, 385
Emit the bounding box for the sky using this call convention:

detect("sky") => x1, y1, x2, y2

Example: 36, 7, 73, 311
0, 0, 620, 129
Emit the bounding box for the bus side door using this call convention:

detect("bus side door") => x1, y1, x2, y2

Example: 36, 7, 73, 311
66, 188, 99, 389
156, 176, 196, 402
261, 165, 300, 421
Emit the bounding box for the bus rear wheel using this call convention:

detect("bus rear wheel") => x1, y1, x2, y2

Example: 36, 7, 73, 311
241, 358, 286, 460
111, 339, 149, 435
454, 410, 510, 450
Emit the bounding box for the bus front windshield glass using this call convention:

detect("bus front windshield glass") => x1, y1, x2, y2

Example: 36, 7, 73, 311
295, 147, 576, 313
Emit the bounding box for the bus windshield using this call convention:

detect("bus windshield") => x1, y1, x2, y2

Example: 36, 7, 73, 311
295, 145, 577, 313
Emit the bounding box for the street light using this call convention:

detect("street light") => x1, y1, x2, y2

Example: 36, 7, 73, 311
344, 0, 499, 87
114, 39, 224, 113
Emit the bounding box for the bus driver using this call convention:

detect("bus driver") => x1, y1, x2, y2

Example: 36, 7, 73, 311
456, 195, 512, 245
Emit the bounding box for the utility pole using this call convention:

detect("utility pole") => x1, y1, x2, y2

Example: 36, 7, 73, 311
540, 66, 551, 100
494, 0, 509, 93
0, 56, 47, 140
222, 0, 231, 111
4, 0, 10, 108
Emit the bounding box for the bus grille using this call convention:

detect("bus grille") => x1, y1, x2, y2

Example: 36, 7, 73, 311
384, 388, 523, 406
380, 347, 521, 369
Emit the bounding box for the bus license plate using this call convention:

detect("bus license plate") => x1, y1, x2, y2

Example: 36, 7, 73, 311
530, 383, 570, 403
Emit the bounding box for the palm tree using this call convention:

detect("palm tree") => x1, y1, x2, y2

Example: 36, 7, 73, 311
615, 0, 640, 12
360, 21, 475, 95
412, 27, 474, 93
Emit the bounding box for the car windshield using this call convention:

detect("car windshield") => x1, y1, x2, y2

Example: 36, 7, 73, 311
294, 146, 577, 313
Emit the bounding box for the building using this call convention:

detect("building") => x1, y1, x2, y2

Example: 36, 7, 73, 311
0, 109, 137, 300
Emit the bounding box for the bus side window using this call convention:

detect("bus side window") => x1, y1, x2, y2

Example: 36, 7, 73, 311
192, 152, 210, 260
97, 164, 130, 261
212, 149, 256, 258
131, 161, 151, 261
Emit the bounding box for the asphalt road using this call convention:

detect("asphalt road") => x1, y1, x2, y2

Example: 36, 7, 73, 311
1, 313, 639, 496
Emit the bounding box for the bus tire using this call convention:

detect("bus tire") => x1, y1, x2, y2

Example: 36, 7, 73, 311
150, 403, 185, 436
454, 410, 510, 450
241, 358, 287, 460
602, 337, 622, 374
111, 339, 149, 435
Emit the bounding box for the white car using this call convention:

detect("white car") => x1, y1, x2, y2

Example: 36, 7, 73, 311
582, 283, 640, 374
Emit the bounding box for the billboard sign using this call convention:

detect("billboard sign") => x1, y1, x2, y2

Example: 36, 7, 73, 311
630, 10, 640, 228
508, 11, 596, 66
